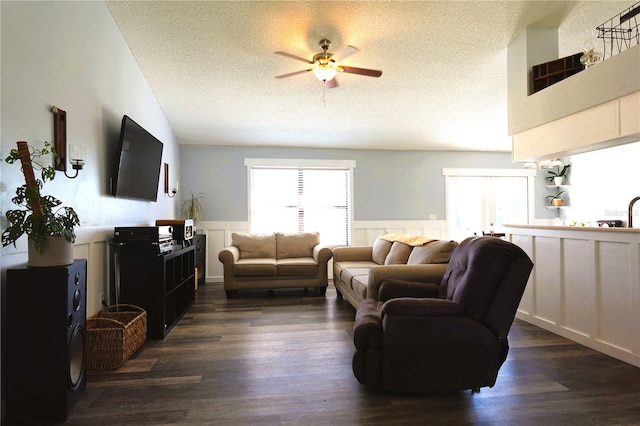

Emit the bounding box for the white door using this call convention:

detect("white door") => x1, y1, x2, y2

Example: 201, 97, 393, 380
445, 169, 534, 242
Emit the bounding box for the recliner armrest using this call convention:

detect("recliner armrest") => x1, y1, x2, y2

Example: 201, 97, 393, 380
379, 279, 440, 301
353, 299, 383, 350
367, 264, 448, 299
382, 298, 464, 318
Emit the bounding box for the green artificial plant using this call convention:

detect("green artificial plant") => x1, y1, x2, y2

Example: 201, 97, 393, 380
181, 191, 204, 226
547, 164, 571, 183
545, 190, 566, 204
2, 141, 80, 253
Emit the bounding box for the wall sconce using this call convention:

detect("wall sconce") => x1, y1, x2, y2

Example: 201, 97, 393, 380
164, 163, 178, 198
52, 106, 85, 179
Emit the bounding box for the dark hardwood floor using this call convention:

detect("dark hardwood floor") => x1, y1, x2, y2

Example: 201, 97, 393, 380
66, 283, 640, 425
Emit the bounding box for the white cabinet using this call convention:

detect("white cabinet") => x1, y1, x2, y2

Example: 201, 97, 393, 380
506, 225, 640, 368
512, 91, 640, 162
620, 91, 640, 137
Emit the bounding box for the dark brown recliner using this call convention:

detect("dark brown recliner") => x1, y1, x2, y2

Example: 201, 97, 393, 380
352, 236, 533, 393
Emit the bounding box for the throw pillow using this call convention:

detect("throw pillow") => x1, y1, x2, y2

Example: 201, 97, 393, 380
276, 232, 320, 258
371, 235, 393, 264
407, 240, 458, 264
384, 242, 413, 265
231, 232, 276, 259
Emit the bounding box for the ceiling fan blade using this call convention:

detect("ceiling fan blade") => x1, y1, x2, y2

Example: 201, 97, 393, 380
333, 45, 359, 62
275, 69, 312, 79
340, 66, 382, 77
326, 77, 338, 89
274, 51, 313, 64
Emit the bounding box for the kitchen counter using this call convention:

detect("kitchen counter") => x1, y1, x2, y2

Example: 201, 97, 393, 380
506, 224, 640, 233
505, 224, 640, 368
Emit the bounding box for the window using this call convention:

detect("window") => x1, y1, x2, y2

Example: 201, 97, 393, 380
246, 159, 354, 245
443, 168, 535, 242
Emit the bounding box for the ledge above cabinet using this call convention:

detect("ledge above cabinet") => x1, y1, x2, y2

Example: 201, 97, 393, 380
513, 90, 640, 163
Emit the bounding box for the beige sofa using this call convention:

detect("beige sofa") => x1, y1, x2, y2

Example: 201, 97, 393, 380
332, 234, 458, 308
218, 232, 333, 298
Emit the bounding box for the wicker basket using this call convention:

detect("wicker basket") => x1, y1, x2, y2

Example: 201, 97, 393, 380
86, 304, 147, 369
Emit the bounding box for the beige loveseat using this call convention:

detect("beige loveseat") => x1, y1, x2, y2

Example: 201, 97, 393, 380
332, 234, 458, 309
218, 232, 333, 298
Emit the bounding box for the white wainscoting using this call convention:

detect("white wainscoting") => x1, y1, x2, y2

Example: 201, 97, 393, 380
198, 220, 449, 283
506, 225, 640, 368
1, 226, 115, 317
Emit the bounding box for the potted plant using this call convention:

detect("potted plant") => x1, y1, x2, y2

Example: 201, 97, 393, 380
2, 140, 80, 266
547, 164, 571, 185
546, 191, 566, 207
181, 191, 204, 229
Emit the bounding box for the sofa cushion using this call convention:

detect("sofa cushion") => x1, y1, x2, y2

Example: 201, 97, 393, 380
234, 258, 277, 276
372, 236, 393, 265
335, 261, 377, 279
351, 275, 369, 299
232, 233, 276, 259
407, 240, 458, 265
384, 242, 413, 265
341, 267, 371, 284
276, 232, 319, 259
277, 257, 318, 276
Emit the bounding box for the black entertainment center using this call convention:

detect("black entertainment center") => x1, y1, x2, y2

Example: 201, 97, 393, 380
112, 226, 196, 339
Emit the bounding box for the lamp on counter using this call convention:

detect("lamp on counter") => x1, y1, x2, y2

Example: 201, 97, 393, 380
52, 106, 86, 179
164, 163, 178, 198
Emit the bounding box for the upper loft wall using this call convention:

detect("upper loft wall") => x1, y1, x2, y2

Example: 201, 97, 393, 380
508, 28, 640, 136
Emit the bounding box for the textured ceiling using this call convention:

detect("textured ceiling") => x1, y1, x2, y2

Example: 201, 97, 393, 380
105, 1, 631, 151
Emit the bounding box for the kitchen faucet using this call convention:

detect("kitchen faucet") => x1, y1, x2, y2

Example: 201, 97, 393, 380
629, 196, 640, 228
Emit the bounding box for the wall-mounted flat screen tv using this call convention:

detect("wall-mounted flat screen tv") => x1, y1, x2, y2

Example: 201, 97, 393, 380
111, 115, 164, 202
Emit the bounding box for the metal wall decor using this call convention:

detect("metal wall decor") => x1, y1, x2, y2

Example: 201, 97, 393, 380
597, 1, 640, 60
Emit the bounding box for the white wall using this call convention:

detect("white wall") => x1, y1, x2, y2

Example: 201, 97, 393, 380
1, 2, 181, 316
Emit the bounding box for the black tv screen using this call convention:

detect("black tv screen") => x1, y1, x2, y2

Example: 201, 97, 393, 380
111, 115, 164, 202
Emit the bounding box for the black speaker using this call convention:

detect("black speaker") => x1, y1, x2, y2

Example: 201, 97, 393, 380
4, 259, 87, 424
194, 234, 206, 287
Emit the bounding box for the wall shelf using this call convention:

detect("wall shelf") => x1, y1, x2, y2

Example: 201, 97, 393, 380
532, 53, 585, 94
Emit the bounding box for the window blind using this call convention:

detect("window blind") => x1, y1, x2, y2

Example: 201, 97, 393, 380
249, 167, 351, 245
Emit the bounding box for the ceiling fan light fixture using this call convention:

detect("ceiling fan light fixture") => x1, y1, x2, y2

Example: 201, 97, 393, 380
275, 39, 381, 85
312, 65, 338, 81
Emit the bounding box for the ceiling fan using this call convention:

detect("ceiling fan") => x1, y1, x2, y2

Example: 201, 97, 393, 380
275, 39, 382, 88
